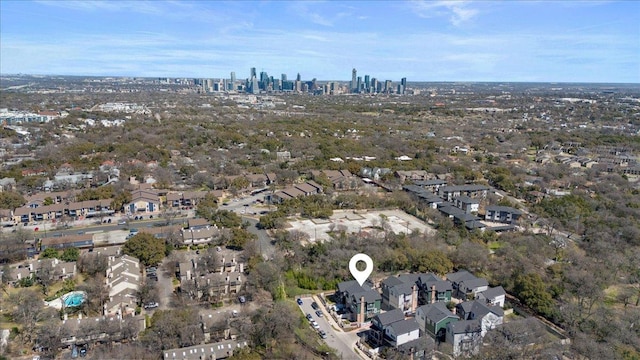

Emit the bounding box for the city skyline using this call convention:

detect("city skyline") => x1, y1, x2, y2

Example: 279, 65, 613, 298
1, 1, 639, 83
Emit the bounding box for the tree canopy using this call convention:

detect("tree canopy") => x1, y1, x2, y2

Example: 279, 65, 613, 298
122, 233, 166, 266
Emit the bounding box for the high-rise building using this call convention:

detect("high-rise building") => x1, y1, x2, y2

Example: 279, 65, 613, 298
230, 72, 236, 83
384, 80, 392, 93
400, 77, 407, 95
351, 68, 357, 93
250, 67, 257, 79
364, 75, 370, 92
357, 76, 362, 93
296, 73, 301, 81
281, 73, 287, 82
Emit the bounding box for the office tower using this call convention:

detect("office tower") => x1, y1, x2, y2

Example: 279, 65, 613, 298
364, 75, 370, 92
281, 73, 287, 82
357, 76, 362, 93
251, 77, 259, 94
384, 80, 392, 93
296, 73, 301, 81
230, 72, 236, 83
250, 67, 256, 79
351, 68, 357, 93
401, 77, 407, 95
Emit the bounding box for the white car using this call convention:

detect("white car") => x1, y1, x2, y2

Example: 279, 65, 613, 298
311, 320, 320, 329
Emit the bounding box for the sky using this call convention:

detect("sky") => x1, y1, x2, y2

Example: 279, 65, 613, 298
1, 1, 639, 83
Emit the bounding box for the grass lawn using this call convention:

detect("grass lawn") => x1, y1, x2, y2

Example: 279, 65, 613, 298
487, 241, 505, 251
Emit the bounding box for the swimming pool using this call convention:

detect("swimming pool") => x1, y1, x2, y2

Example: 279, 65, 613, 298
62, 291, 87, 307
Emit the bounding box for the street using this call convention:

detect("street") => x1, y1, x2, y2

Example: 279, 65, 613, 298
297, 296, 365, 360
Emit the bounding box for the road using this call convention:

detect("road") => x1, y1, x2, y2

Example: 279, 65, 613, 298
297, 296, 364, 360
242, 217, 276, 260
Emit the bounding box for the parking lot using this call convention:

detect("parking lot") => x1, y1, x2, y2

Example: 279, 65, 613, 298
296, 296, 364, 359
288, 209, 435, 244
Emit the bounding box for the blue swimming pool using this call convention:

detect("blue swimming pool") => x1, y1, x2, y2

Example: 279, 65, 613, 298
62, 291, 86, 307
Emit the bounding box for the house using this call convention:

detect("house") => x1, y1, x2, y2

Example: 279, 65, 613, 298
336, 280, 380, 324
416, 273, 452, 305
384, 319, 420, 347
394, 170, 429, 184
455, 300, 504, 336
446, 270, 488, 300
348, 288, 382, 324
162, 339, 249, 360
40, 234, 94, 251
396, 337, 436, 360
413, 179, 447, 194
166, 190, 222, 209
266, 181, 323, 204
104, 255, 141, 316
476, 286, 506, 308
380, 275, 418, 313
181, 226, 220, 246
453, 196, 479, 214
10, 258, 77, 283
125, 189, 161, 214
415, 302, 458, 341
446, 320, 482, 357
312, 169, 359, 191
438, 185, 490, 202
484, 205, 523, 224
360, 167, 391, 181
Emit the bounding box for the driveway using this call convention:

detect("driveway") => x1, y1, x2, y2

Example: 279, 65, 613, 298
242, 217, 275, 260
155, 257, 176, 310
297, 296, 365, 359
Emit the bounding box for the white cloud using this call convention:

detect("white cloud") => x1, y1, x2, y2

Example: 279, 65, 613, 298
410, 0, 479, 26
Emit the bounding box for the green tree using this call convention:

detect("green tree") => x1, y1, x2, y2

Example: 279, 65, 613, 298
122, 233, 166, 266
43, 197, 54, 206
513, 273, 556, 318
0, 191, 26, 209
195, 192, 218, 220
40, 247, 59, 259
60, 247, 79, 262
110, 190, 132, 213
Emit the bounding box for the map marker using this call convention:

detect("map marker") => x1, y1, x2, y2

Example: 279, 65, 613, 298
349, 253, 373, 286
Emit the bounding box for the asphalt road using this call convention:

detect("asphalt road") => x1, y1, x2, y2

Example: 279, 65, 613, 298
297, 297, 362, 360
242, 217, 276, 260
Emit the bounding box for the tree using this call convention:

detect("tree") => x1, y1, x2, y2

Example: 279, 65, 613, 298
195, 192, 218, 220
0, 191, 26, 209
123, 233, 166, 267
40, 247, 59, 259
60, 247, 79, 262
137, 280, 159, 306
77, 252, 108, 276
513, 273, 556, 318
196, 247, 219, 275
78, 275, 109, 315
9, 288, 56, 344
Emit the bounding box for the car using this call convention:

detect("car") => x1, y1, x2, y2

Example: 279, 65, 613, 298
118, 220, 127, 225
238, 296, 246, 304
306, 313, 313, 321
318, 330, 327, 339
315, 310, 323, 317
79, 347, 87, 357
297, 298, 303, 306
311, 320, 320, 329
311, 302, 319, 310
144, 302, 159, 309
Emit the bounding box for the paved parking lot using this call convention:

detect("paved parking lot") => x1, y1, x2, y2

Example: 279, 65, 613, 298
288, 209, 435, 243
296, 296, 365, 359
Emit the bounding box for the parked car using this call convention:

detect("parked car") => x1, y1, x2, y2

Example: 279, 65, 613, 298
306, 313, 313, 321
297, 298, 303, 306
311, 320, 320, 329
315, 310, 323, 317
144, 302, 159, 309
318, 330, 327, 339
311, 302, 319, 310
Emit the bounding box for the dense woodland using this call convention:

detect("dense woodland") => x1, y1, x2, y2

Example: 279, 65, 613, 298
1, 78, 640, 359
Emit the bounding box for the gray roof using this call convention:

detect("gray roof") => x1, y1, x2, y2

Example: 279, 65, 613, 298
454, 195, 479, 204
478, 286, 505, 300
388, 318, 420, 335
448, 319, 482, 334
440, 185, 490, 192
417, 302, 457, 323
337, 280, 369, 294
446, 270, 477, 284
373, 308, 405, 327
457, 300, 504, 320
351, 288, 382, 303
485, 205, 523, 215
381, 276, 404, 288
458, 278, 489, 292
397, 336, 436, 354
438, 205, 465, 216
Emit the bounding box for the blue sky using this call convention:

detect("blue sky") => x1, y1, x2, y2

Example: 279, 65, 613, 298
1, 1, 638, 82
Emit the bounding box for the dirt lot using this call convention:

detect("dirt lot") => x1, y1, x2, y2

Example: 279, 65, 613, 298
287, 209, 435, 244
